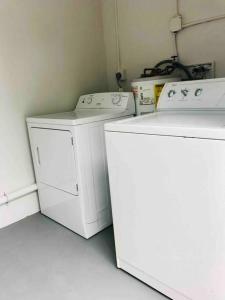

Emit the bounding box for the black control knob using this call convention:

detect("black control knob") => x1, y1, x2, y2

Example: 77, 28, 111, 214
181, 89, 189, 97
168, 90, 176, 98
195, 88, 203, 97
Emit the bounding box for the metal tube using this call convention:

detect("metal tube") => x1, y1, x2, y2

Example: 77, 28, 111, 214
0, 184, 37, 207
183, 14, 225, 29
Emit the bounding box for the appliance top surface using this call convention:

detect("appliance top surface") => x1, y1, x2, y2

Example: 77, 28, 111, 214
27, 110, 132, 125
105, 78, 225, 140
27, 92, 134, 125
105, 110, 225, 140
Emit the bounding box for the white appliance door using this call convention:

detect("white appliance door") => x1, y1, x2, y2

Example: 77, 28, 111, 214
30, 128, 78, 195
106, 131, 225, 300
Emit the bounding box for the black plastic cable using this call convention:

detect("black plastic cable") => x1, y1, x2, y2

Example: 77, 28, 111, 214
151, 59, 193, 80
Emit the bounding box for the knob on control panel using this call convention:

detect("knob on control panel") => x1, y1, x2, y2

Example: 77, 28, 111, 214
168, 90, 176, 98
112, 94, 122, 105
195, 88, 203, 97
181, 89, 189, 97
86, 95, 93, 104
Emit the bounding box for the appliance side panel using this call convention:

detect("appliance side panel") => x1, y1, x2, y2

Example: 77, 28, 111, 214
105, 131, 225, 300
76, 117, 133, 225
88, 123, 111, 212
75, 125, 98, 224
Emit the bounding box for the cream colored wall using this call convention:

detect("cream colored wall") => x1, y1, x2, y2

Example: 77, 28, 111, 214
177, 0, 225, 75
0, 0, 107, 228
102, 0, 225, 90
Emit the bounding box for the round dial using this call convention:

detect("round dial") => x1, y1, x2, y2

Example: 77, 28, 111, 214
112, 95, 122, 105
195, 88, 203, 97
168, 90, 176, 98
181, 88, 189, 97
86, 95, 93, 104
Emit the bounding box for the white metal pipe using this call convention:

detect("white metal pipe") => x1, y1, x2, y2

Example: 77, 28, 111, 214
183, 14, 225, 29
176, 0, 180, 16
0, 184, 37, 206
0, 195, 7, 206
114, 0, 121, 71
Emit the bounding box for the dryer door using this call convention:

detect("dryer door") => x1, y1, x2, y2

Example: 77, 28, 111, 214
30, 127, 78, 195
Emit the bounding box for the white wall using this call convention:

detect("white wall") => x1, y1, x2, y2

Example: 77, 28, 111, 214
102, 0, 225, 90
0, 0, 107, 228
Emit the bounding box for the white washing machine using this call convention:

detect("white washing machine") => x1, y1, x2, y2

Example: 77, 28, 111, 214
27, 92, 135, 239
105, 78, 225, 300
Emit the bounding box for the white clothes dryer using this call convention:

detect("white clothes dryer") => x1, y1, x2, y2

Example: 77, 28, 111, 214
27, 92, 135, 238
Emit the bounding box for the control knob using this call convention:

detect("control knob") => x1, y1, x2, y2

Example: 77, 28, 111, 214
86, 95, 93, 104
112, 94, 122, 105
195, 88, 203, 97
168, 90, 176, 98
181, 89, 189, 97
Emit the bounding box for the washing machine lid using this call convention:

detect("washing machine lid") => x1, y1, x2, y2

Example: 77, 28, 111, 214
105, 111, 225, 140
27, 109, 132, 126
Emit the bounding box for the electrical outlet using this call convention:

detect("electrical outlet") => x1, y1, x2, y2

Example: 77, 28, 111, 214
186, 61, 215, 80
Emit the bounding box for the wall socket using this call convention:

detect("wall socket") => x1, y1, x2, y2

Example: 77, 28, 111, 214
186, 61, 215, 80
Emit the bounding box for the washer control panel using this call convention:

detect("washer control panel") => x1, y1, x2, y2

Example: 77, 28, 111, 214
76, 92, 133, 110
158, 78, 225, 110
166, 87, 203, 100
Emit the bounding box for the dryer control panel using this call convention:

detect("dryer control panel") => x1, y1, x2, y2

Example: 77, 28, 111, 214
76, 92, 134, 111
158, 78, 225, 111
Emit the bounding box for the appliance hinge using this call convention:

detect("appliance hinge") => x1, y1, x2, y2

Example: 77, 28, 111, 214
71, 137, 74, 145
76, 183, 79, 192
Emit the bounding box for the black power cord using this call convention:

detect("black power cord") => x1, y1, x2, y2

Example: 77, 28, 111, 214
140, 57, 193, 80
115, 72, 122, 88
152, 59, 193, 80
